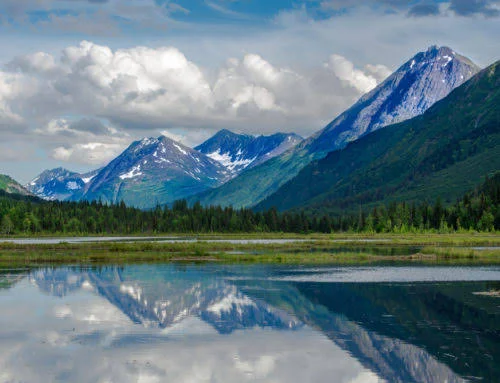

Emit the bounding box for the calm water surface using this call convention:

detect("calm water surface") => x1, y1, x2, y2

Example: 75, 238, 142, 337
0, 264, 499, 382
0, 237, 311, 245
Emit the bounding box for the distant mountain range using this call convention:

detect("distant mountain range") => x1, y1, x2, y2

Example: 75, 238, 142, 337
71, 136, 231, 209
189, 46, 480, 208
28, 131, 302, 208
256, 60, 500, 213
19, 46, 499, 213
26, 167, 99, 201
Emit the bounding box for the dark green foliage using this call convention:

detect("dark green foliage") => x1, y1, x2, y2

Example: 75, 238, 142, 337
337, 173, 500, 233
256, 61, 500, 214
0, 172, 499, 234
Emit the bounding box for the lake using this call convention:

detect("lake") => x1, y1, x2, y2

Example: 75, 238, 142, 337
0, 236, 312, 245
1, 264, 499, 382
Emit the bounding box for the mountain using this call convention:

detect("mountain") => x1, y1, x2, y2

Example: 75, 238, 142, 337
0, 175, 30, 196
27, 167, 99, 201
76, 136, 231, 208
306, 46, 479, 156
195, 129, 303, 174
256, 60, 500, 213
189, 46, 480, 208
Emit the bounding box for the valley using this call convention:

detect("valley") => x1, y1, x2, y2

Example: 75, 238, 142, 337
1, 4, 498, 383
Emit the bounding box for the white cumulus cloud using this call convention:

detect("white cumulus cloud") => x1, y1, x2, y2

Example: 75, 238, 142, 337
325, 55, 384, 93
52, 142, 125, 165
0, 41, 390, 166
35, 117, 130, 165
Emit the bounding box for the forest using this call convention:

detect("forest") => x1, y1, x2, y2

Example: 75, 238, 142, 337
0, 173, 499, 235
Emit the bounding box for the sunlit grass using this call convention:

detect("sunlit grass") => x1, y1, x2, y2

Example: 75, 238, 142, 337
0, 233, 498, 266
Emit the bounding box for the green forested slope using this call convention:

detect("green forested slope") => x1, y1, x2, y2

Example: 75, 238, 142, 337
1, 171, 499, 234
256, 61, 500, 214
187, 147, 316, 209
0, 175, 30, 196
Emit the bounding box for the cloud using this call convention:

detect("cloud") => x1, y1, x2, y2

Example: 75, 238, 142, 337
0, 41, 387, 151
7, 52, 57, 74
34, 117, 130, 164
0, 0, 183, 35
449, 0, 500, 17
204, 0, 255, 20
0, 40, 396, 169
0, 72, 27, 128
34, 118, 122, 138
317, 0, 500, 18
324, 55, 381, 93
364, 64, 393, 81
51, 142, 125, 164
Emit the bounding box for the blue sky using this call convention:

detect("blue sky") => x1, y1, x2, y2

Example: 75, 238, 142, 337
0, 0, 499, 182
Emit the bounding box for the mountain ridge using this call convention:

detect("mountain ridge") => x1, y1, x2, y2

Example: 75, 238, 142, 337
74, 135, 231, 208
27, 167, 99, 201
256, 60, 500, 213
188, 46, 481, 209
195, 129, 303, 174
28, 129, 303, 206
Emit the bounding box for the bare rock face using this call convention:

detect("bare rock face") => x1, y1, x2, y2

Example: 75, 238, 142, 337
307, 46, 480, 155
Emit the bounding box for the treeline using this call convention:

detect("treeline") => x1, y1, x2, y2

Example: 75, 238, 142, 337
0, 174, 499, 235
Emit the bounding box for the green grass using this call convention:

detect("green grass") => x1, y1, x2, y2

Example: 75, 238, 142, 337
0, 233, 499, 266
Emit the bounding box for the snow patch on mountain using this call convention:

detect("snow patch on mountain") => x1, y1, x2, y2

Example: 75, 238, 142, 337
196, 129, 303, 175
119, 165, 143, 180
66, 181, 80, 190
207, 150, 256, 171
81, 174, 96, 184
173, 143, 188, 155
77, 135, 231, 208
27, 167, 101, 201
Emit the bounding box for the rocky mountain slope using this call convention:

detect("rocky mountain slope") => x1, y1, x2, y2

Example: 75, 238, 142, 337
195, 129, 302, 174
189, 46, 480, 209
306, 46, 479, 155
75, 136, 231, 208
256, 60, 500, 213
27, 167, 99, 201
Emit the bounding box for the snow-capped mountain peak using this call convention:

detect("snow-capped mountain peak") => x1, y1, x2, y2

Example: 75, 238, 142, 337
306, 45, 481, 155
196, 130, 303, 174
27, 167, 99, 201
77, 135, 231, 208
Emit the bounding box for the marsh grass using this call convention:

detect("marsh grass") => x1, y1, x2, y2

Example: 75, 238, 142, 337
0, 233, 499, 267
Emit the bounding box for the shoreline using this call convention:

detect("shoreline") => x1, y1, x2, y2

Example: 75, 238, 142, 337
0, 234, 499, 266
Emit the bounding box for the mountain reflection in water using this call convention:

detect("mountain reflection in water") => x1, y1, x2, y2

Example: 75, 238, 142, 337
0, 264, 499, 383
